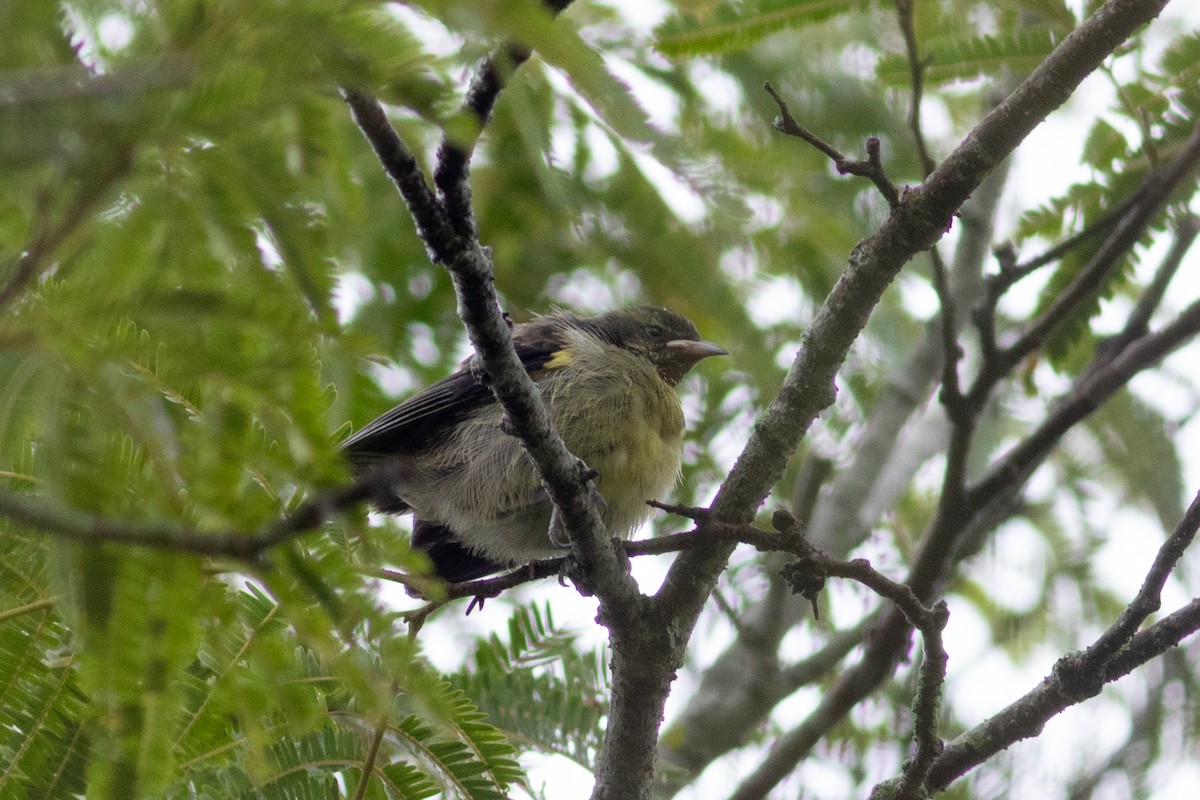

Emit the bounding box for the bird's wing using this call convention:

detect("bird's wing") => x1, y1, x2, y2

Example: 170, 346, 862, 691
340, 368, 486, 460
340, 319, 570, 461
411, 519, 506, 582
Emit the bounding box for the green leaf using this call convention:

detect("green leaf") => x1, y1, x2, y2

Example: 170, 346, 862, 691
507, 5, 658, 146
1027, 159, 1170, 366
455, 604, 607, 769
413, 0, 657, 146
1082, 119, 1130, 171
992, 0, 1077, 33
1085, 389, 1184, 531
256, 725, 361, 798
655, 0, 858, 58
393, 682, 525, 799
1160, 31, 1200, 88
376, 760, 441, 800
68, 548, 205, 800
876, 28, 1059, 86
0, 0, 76, 70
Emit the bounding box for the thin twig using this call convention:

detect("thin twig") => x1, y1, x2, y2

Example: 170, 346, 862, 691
434, 43, 530, 234
764, 82, 902, 207
0, 58, 191, 107
924, 487, 1200, 793
1082, 489, 1200, 663
649, 505, 948, 632
711, 588, 752, 637
373, 505, 951, 628
1076, 212, 1200, 381
996, 117, 1200, 377
0, 596, 58, 624
928, 247, 965, 415
893, 602, 950, 800
0, 464, 402, 558
990, 189, 1143, 299
780, 619, 872, 690
894, 0, 937, 177
972, 188, 1139, 357
0, 149, 133, 311
340, 89, 457, 265
351, 717, 389, 800
1120, 213, 1199, 338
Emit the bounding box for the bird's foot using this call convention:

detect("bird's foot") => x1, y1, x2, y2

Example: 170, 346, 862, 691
547, 485, 607, 548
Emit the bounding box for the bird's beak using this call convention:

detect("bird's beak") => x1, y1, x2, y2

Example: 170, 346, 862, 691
666, 339, 729, 366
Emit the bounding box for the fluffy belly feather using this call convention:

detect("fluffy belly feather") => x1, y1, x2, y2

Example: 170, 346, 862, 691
589, 415, 683, 535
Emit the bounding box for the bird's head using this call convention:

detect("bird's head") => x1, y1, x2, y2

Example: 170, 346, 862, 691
585, 306, 727, 385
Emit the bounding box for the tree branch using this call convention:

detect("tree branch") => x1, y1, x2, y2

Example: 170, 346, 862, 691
340, 90, 458, 264
342, 3, 639, 617
0, 148, 133, 311
929, 246, 966, 414
894, 0, 937, 177
663, 0, 1173, 704
712, 7, 1179, 792
0, 467, 396, 558
807, 156, 1008, 558
434, 43, 530, 234
764, 81, 902, 207
1082, 487, 1200, 663
985, 188, 1142, 303
1103, 212, 1199, 353
990, 115, 1200, 379
968, 293, 1200, 507
753, 262, 1200, 800
924, 488, 1200, 792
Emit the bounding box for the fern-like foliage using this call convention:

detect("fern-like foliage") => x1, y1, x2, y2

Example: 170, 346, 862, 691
0, 562, 530, 800
1084, 389, 1185, 531
991, 0, 1076, 33
168, 583, 525, 799
875, 28, 1061, 87
454, 604, 609, 770
655, 0, 861, 58
0, 536, 88, 800
1014, 32, 1200, 366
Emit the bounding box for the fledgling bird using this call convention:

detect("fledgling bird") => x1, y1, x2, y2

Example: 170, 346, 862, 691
341, 306, 727, 583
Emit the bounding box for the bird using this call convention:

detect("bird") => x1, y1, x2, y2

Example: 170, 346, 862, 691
341, 305, 727, 583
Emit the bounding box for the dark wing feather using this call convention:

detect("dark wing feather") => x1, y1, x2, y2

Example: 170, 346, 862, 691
340, 316, 572, 463
340, 369, 486, 461
412, 519, 505, 582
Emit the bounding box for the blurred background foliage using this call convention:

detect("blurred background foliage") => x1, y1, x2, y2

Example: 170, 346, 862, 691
1, 1, 1199, 798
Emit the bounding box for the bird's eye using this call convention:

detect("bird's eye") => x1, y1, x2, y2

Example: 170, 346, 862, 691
645, 325, 666, 339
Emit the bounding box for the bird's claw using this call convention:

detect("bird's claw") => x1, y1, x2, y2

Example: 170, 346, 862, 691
549, 505, 570, 548
547, 486, 607, 548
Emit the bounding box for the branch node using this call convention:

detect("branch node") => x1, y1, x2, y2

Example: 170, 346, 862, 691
647, 500, 711, 520
1053, 652, 1105, 702
771, 508, 800, 534
866, 136, 884, 166
763, 83, 901, 207
779, 558, 827, 619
